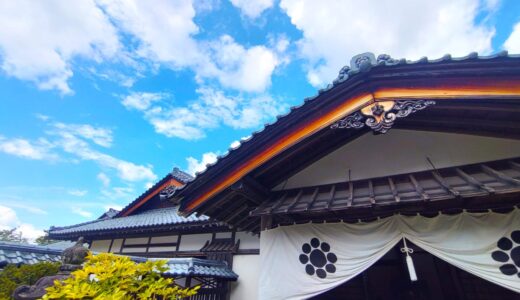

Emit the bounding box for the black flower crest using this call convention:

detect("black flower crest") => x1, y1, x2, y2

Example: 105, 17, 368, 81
299, 238, 337, 279
491, 230, 520, 277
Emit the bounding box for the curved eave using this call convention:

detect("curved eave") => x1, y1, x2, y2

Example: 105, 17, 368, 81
178, 53, 520, 215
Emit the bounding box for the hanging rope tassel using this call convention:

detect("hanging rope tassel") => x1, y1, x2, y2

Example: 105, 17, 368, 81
401, 237, 418, 282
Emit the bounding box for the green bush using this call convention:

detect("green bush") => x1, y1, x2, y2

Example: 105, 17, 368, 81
0, 262, 60, 299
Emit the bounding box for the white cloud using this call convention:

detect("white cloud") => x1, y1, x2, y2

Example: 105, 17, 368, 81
0, 0, 120, 94
123, 87, 286, 139
68, 189, 88, 197
0, 121, 156, 183
0, 136, 56, 160
99, 1, 279, 92
186, 152, 219, 175
0, 0, 282, 94
48, 122, 157, 182
504, 22, 520, 53
0, 205, 45, 243
199, 35, 279, 92
230, 140, 241, 149
122, 92, 165, 111
230, 0, 274, 18
101, 186, 135, 200
16, 224, 45, 243
279, 0, 496, 86
98, 0, 200, 69
54, 122, 113, 147
55, 131, 157, 182
145, 182, 154, 189
35, 113, 50, 121
0, 205, 18, 229
97, 172, 111, 187
71, 207, 93, 218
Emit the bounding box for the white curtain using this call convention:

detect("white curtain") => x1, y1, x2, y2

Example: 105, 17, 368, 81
259, 209, 520, 300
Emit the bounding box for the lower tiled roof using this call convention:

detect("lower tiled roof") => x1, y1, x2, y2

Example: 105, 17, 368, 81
131, 257, 238, 280
49, 206, 211, 238
0, 241, 64, 267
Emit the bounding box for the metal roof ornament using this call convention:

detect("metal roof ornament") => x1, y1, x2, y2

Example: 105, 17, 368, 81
331, 100, 436, 134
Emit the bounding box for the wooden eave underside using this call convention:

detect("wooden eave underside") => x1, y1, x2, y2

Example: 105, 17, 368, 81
200, 157, 520, 233
190, 98, 520, 233
178, 57, 520, 214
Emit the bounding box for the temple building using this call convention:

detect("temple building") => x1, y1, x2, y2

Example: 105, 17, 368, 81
48, 168, 257, 300
50, 52, 520, 300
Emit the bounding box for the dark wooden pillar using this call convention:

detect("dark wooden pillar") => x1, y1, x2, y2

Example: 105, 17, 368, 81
260, 215, 272, 231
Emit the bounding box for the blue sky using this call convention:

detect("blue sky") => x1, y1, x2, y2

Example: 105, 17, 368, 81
0, 0, 519, 242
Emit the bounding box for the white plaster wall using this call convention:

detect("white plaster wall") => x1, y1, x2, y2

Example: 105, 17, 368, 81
277, 130, 520, 190
90, 240, 112, 252
121, 247, 147, 253
178, 233, 212, 251
230, 255, 260, 300
151, 235, 178, 244
236, 231, 259, 250
148, 246, 177, 252
215, 232, 232, 239
110, 239, 123, 253
124, 237, 149, 245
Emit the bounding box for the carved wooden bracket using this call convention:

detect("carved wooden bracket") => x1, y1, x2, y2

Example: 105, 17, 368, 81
331, 100, 435, 134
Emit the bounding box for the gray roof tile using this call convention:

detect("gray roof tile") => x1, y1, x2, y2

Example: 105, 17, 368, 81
0, 241, 62, 267
49, 206, 210, 237
130, 256, 237, 280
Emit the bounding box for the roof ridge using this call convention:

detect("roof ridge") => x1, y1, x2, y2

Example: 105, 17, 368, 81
175, 51, 520, 203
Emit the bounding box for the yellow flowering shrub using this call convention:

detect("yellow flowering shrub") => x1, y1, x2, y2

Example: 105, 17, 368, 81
42, 252, 199, 300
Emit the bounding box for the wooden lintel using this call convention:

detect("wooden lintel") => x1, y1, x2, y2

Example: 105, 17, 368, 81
260, 215, 273, 231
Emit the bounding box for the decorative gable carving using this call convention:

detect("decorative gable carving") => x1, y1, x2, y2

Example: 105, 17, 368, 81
331, 100, 435, 134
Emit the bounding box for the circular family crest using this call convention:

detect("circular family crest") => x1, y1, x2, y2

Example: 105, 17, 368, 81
491, 230, 520, 277
299, 238, 337, 279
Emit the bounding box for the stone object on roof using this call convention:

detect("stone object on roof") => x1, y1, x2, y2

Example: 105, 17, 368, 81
97, 208, 120, 220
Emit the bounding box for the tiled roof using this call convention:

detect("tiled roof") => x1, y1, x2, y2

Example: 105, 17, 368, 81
0, 241, 63, 267
176, 51, 520, 210
116, 168, 193, 217
0, 241, 237, 279
49, 206, 211, 238
200, 239, 238, 252
131, 257, 238, 280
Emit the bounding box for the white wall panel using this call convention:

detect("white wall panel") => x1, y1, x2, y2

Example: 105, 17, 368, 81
124, 237, 149, 245
230, 255, 260, 300
110, 239, 123, 253
178, 234, 212, 251
276, 130, 520, 190
150, 235, 178, 244
90, 240, 112, 252
236, 232, 259, 249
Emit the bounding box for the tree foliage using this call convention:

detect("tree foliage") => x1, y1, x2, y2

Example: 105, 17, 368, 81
0, 228, 28, 243
0, 262, 60, 299
34, 234, 57, 246
43, 252, 199, 300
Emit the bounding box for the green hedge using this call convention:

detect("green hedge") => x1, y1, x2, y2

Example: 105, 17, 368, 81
0, 262, 60, 299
